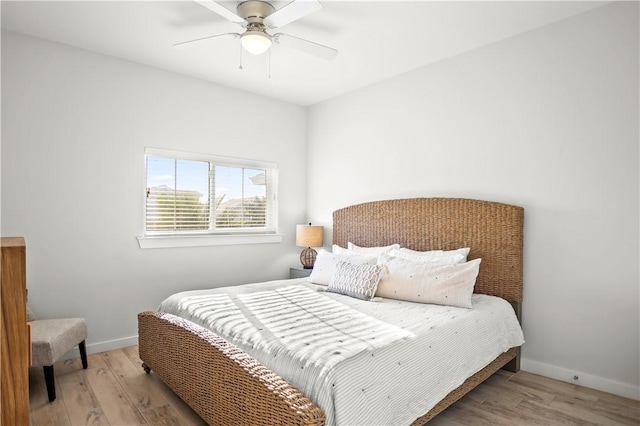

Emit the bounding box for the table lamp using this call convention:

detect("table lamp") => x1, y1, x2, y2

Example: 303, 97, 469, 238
296, 223, 323, 269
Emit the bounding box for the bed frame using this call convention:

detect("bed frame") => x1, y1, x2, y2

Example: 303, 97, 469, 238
138, 197, 524, 425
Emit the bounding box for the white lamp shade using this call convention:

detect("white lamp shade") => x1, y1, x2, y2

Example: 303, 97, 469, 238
296, 225, 323, 247
241, 31, 272, 55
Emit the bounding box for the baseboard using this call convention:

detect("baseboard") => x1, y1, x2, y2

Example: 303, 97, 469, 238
59, 335, 138, 361
521, 357, 639, 401
88, 335, 139, 354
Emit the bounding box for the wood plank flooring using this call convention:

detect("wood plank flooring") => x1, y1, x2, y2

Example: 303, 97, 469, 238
29, 346, 639, 425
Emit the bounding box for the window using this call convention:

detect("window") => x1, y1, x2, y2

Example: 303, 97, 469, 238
138, 148, 280, 248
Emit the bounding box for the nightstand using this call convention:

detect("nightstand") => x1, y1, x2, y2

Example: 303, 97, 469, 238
289, 267, 312, 279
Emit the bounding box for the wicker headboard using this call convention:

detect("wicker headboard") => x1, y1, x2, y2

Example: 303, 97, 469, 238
333, 198, 523, 304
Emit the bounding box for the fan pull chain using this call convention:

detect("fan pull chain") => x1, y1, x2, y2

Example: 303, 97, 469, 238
239, 42, 243, 70
268, 48, 271, 79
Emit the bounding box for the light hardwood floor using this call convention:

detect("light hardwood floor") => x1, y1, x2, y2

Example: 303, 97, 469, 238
29, 346, 639, 425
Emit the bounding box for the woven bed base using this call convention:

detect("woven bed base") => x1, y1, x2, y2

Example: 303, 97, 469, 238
138, 198, 524, 425
138, 311, 325, 426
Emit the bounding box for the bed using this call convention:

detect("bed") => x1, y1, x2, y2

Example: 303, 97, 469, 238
138, 197, 524, 425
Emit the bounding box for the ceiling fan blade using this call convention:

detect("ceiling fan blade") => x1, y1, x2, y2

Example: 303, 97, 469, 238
264, 0, 322, 29
173, 33, 240, 49
194, 0, 246, 24
273, 33, 338, 60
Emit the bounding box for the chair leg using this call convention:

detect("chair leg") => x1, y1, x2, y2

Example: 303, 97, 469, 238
43, 365, 56, 402
79, 340, 88, 369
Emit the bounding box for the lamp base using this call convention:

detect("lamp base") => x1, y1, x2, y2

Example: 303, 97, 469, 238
300, 247, 318, 269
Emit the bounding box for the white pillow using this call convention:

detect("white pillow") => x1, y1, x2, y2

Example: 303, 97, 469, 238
327, 261, 384, 301
390, 247, 470, 264
309, 249, 377, 286
389, 249, 465, 265
332, 244, 350, 255
376, 256, 481, 309
397, 247, 444, 255
346, 242, 400, 254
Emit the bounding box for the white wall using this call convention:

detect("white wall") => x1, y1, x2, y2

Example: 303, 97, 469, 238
307, 2, 639, 399
1, 31, 308, 352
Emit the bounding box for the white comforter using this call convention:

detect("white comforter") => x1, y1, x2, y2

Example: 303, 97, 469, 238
159, 278, 524, 426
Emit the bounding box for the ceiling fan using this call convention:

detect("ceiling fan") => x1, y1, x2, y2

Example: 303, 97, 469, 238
175, 0, 338, 60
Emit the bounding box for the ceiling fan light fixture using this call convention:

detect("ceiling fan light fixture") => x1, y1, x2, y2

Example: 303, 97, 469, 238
241, 31, 272, 55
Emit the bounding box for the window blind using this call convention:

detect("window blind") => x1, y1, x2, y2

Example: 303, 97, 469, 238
144, 149, 277, 236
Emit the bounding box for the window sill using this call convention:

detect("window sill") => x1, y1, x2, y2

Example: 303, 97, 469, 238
137, 233, 283, 249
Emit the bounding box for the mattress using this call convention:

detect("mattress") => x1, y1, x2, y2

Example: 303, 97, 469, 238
159, 278, 524, 426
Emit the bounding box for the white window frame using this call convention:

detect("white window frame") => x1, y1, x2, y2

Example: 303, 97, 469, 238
137, 147, 282, 249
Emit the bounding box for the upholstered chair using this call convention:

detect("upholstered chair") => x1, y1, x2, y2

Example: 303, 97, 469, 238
27, 307, 88, 402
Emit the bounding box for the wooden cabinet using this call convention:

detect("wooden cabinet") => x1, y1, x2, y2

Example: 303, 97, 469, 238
1, 237, 30, 425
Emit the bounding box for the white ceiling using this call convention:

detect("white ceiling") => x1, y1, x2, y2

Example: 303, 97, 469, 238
1, 1, 608, 106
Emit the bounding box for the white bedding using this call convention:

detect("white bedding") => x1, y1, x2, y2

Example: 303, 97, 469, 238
172, 286, 414, 377
159, 278, 524, 426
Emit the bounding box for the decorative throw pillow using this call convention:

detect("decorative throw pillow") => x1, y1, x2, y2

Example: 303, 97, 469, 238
327, 261, 384, 301
309, 249, 377, 286
376, 256, 481, 308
